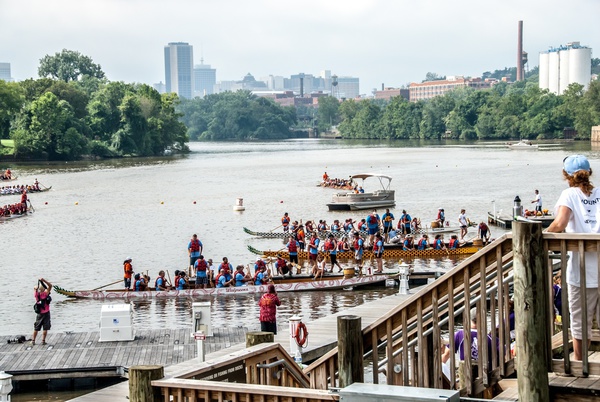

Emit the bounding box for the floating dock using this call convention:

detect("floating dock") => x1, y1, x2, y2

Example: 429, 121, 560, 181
488, 211, 554, 229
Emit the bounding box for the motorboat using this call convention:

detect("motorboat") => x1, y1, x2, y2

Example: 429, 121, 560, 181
507, 140, 538, 150
326, 173, 395, 211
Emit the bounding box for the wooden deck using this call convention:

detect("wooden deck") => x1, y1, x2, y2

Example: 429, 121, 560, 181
0, 327, 246, 382
69, 288, 417, 401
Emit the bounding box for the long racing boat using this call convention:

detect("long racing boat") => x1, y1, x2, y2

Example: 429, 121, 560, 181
243, 227, 368, 239
0, 186, 52, 196
53, 273, 394, 299
248, 243, 479, 260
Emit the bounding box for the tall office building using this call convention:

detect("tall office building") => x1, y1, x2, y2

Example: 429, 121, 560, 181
193, 60, 216, 97
164, 42, 194, 99
0, 63, 12, 81
336, 76, 360, 99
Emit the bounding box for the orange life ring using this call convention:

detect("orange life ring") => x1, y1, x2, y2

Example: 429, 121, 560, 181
294, 322, 308, 347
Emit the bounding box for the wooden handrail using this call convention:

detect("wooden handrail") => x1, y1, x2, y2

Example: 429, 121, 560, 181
304, 232, 600, 395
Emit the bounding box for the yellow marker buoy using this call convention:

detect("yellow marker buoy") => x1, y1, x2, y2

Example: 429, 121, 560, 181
161, 201, 164, 204
75, 202, 78, 205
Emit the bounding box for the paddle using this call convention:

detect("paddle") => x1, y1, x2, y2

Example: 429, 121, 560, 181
92, 279, 123, 291
27, 199, 35, 212
166, 270, 173, 288
270, 224, 283, 232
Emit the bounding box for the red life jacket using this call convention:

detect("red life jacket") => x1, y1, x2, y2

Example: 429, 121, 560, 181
190, 239, 200, 252
309, 236, 318, 248
276, 258, 286, 268
324, 240, 335, 251
154, 276, 166, 288
220, 262, 231, 275
353, 238, 362, 250
449, 239, 459, 248
418, 239, 428, 248
253, 269, 266, 284
282, 216, 290, 226
288, 241, 298, 253
195, 259, 208, 272
372, 241, 380, 252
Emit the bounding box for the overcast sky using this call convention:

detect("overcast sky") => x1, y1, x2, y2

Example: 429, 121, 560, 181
2, 0, 599, 95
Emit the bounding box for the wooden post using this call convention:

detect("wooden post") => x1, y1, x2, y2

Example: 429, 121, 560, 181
513, 221, 550, 401
129, 365, 164, 402
338, 315, 364, 387
246, 331, 274, 347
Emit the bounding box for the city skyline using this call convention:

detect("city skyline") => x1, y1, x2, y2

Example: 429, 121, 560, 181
1, 0, 599, 94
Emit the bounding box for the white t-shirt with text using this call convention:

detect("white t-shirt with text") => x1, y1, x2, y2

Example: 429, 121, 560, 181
555, 186, 600, 287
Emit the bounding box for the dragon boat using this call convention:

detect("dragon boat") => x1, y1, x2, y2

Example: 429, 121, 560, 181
53, 272, 395, 299
0, 186, 52, 196
243, 227, 368, 239
248, 243, 480, 260
0, 207, 33, 221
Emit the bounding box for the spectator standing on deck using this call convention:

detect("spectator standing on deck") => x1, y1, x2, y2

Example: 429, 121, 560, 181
259, 284, 281, 334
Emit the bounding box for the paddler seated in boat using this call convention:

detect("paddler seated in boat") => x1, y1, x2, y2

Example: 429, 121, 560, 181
219, 257, 233, 282
254, 257, 267, 273
358, 219, 367, 232
417, 234, 430, 250
305, 220, 314, 233
154, 270, 170, 291
134, 273, 147, 291
312, 254, 326, 280
234, 265, 251, 286
358, 187, 364, 193
194, 255, 209, 289
254, 265, 270, 285
388, 230, 402, 244
296, 225, 306, 251
322, 171, 328, 182
403, 234, 414, 250
215, 269, 233, 288
448, 235, 459, 249
433, 234, 446, 250
176, 271, 187, 290
337, 236, 350, 252
330, 219, 341, 233
411, 217, 421, 233
275, 254, 291, 277
343, 218, 355, 233
436, 208, 445, 227
317, 220, 329, 232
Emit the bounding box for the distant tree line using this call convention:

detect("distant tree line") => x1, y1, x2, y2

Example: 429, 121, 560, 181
176, 90, 297, 140
335, 78, 600, 140
0, 49, 188, 160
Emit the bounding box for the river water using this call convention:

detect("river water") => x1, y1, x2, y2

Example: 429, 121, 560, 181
1, 139, 594, 337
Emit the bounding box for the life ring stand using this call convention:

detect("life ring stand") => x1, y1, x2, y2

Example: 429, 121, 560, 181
294, 322, 308, 347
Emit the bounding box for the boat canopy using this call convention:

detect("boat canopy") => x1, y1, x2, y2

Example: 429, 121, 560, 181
351, 173, 393, 181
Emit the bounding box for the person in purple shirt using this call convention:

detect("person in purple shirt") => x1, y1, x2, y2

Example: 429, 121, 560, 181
32, 278, 53, 345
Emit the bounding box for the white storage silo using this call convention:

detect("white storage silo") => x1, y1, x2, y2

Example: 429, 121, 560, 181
568, 47, 592, 90
548, 51, 560, 94
559, 49, 570, 95
539, 52, 550, 91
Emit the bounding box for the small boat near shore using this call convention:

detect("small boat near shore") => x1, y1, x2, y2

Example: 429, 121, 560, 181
53, 273, 394, 299
327, 173, 395, 211
248, 244, 480, 260
0, 208, 33, 221
507, 140, 538, 150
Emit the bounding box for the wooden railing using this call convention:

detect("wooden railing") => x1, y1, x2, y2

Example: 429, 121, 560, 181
304, 231, 600, 395
152, 343, 338, 401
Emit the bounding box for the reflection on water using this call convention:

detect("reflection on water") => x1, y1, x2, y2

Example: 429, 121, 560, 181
1, 139, 585, 336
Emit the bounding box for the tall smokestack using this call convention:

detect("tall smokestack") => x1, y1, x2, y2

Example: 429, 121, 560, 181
382, 83, 384, 91
517, 20, 523, 81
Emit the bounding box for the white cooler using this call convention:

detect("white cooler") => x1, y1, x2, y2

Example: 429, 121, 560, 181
99, 304, 135, 342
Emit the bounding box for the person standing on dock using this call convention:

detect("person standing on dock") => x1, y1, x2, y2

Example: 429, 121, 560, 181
478, 221, 491, 245
259, 284, 281, 335
353, 232, 364, 275
31, 278, 52, 345
373, 233, 384, 273
437, 208, 445, 227
531, 189, 543, 214
547, 154, 600, 361
123, 258, 133, 290
458, 209, 468, 241
194, 255, 209, 289
188, 234, 203, 272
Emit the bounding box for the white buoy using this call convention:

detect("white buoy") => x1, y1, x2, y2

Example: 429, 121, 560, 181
233, 197, 245, 211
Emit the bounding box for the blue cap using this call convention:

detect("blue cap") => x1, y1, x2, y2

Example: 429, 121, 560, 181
563, 155, 591, 175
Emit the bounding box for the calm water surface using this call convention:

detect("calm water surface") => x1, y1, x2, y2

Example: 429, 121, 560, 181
1, 139, 593, 336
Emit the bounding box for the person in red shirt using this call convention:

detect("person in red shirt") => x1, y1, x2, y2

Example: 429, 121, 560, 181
259, 284, 281, 334
32, 278, 53, 345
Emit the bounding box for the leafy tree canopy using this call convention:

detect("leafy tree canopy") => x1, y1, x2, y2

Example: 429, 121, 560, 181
38, 49, 106, 82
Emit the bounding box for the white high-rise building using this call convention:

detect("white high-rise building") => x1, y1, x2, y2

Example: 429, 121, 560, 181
0, 63, 12, 81
164, 42, 194, 99
336, 76, 360, 99
539, 42, 592, 95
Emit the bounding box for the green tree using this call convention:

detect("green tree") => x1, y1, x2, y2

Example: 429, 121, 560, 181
317, 96, 340, 132
0, 80, 24, 139
38, 49, 105, 82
